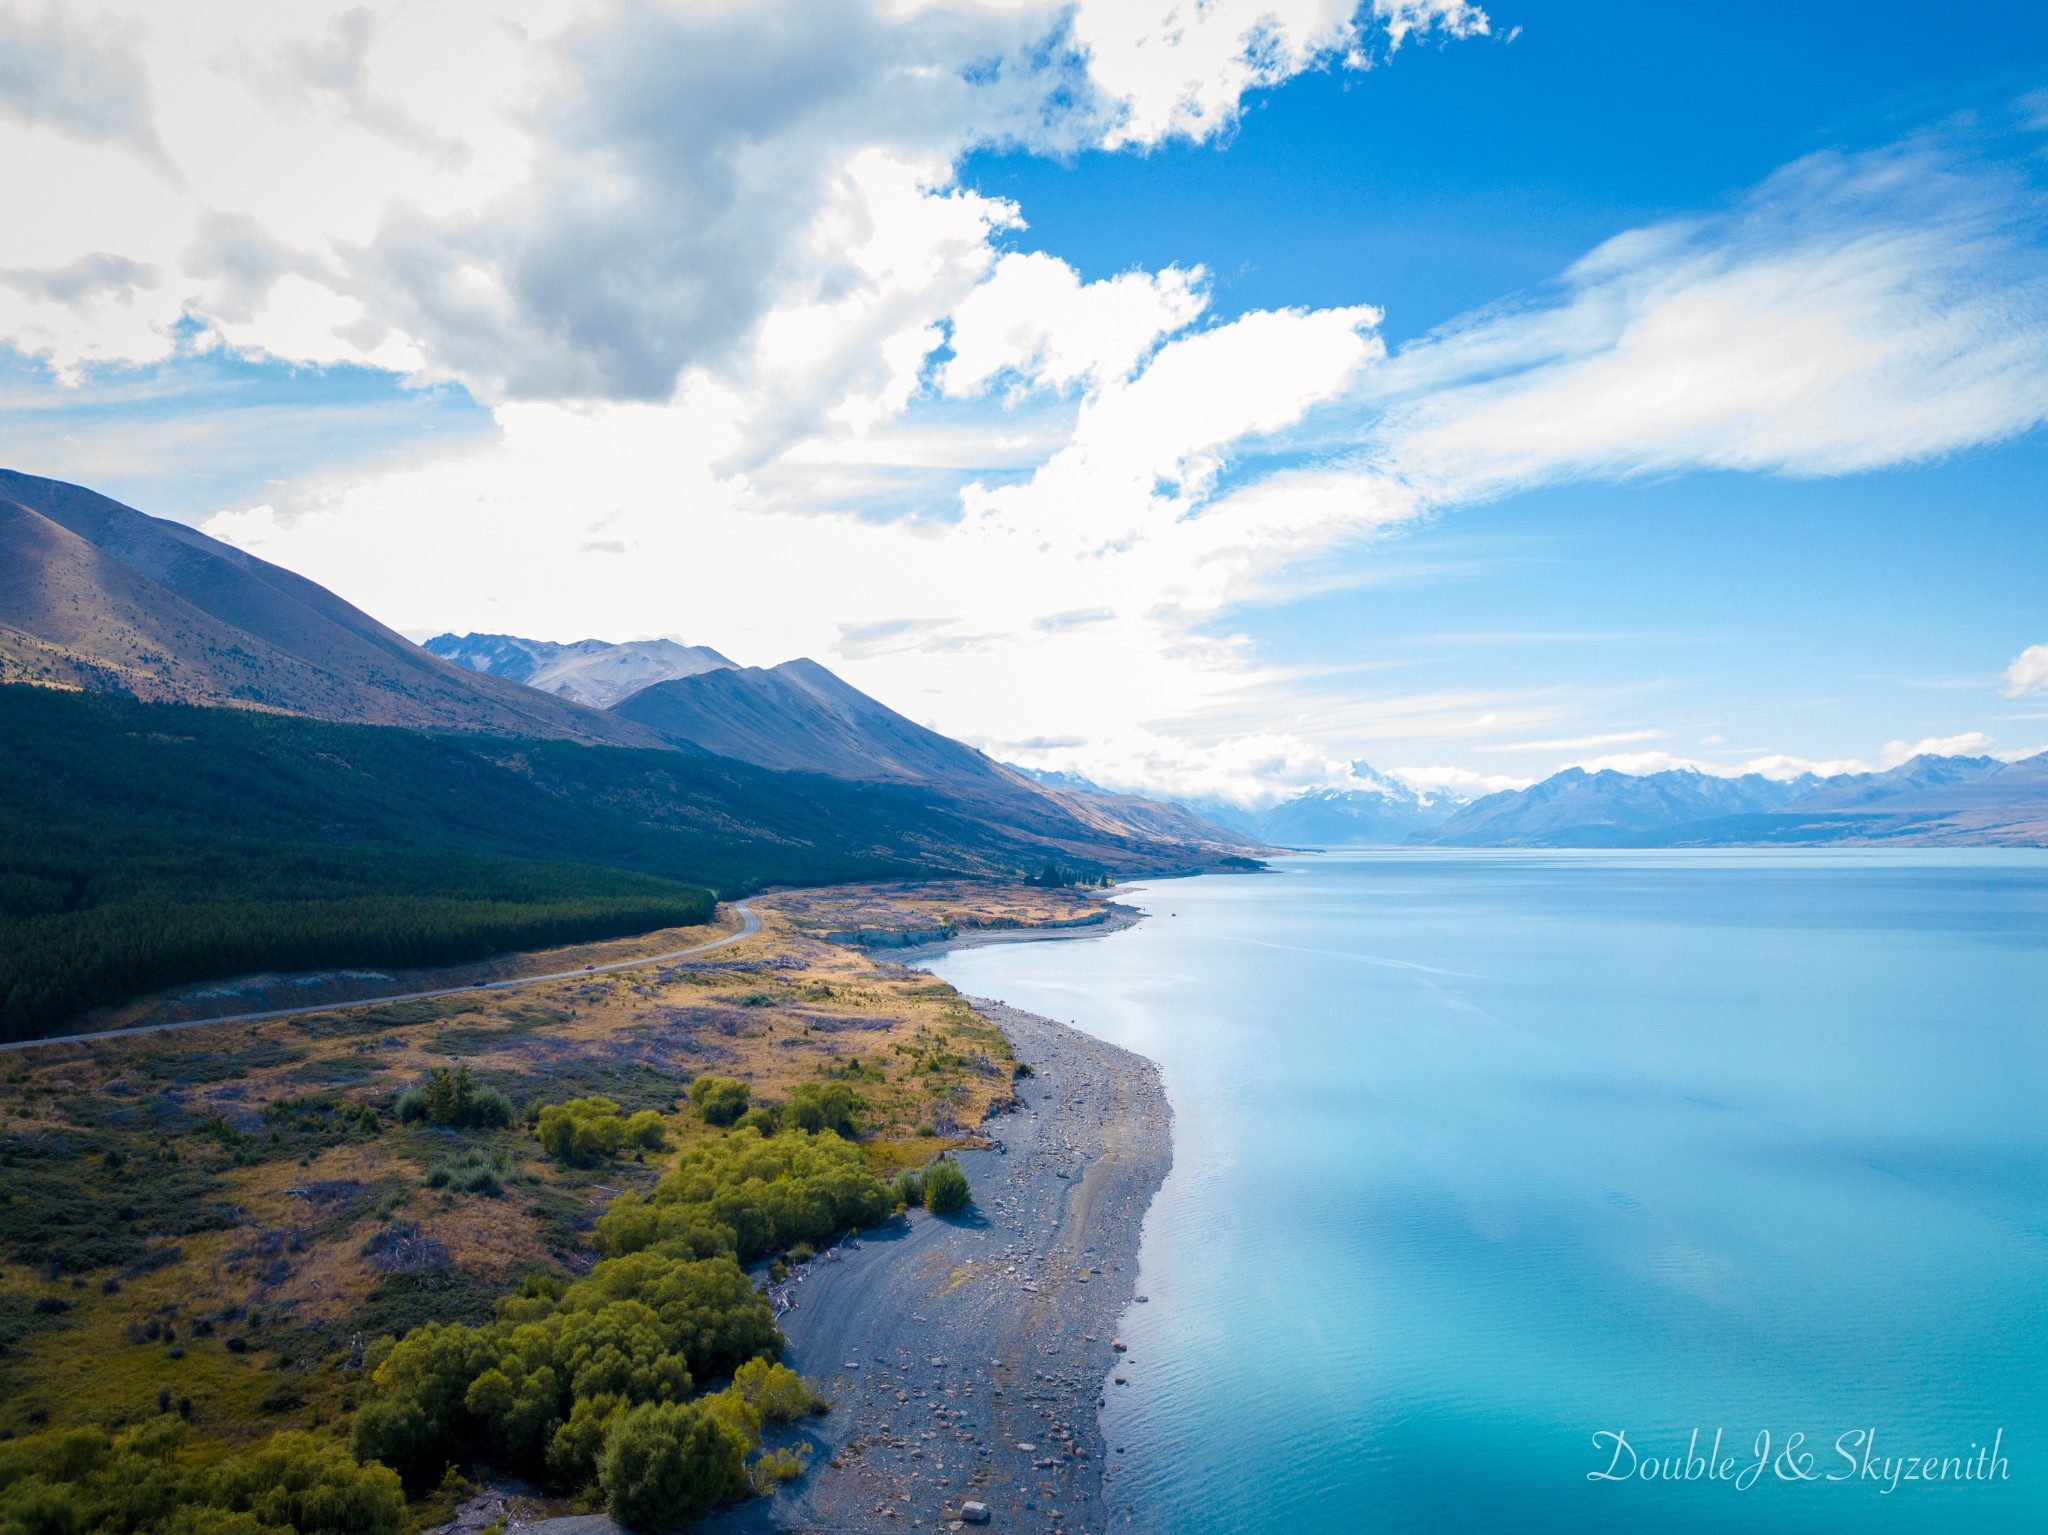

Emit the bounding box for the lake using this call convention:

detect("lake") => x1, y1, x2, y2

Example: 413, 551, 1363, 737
917, 850, 2048, 1533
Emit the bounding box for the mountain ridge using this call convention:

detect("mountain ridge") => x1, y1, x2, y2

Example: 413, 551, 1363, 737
0, 469, 667, 748
613, 658, 1259, 856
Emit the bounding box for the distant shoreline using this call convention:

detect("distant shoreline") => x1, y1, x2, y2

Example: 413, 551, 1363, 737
880, 897, 1145, 962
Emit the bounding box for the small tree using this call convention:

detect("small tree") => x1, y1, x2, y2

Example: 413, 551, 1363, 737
397, 1066, 512, 1130
786, 1082, 860, 1138
921, 1158, 970, 1216
688, 1076, 751, 1127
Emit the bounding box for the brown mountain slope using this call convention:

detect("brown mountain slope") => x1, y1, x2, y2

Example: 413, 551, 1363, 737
0, 470, 665, 745
613, 657, 1262, 857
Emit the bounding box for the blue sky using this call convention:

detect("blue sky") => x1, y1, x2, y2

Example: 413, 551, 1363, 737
3, 0, 2046, 800
969, 0, 2048, 339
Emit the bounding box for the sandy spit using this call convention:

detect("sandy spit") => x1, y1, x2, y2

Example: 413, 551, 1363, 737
703, 995, 1173, 1535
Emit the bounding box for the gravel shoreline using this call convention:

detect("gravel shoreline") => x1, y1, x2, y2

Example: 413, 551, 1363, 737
704, 990, 1172, 1535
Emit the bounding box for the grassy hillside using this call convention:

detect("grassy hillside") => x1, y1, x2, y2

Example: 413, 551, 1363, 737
0, 686, 1047, 1039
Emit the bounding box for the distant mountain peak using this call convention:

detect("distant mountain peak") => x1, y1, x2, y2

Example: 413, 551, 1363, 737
423, 631, 733, 708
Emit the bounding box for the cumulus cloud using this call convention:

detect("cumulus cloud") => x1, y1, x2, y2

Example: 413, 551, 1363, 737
2004, 642, 2048, 696
0, 0, 1480, 400
940, 253, 1207, 397
1075, 0, 1488, 146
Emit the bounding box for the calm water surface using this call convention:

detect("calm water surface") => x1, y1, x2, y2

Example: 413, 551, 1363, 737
918, 851, 2048, 1533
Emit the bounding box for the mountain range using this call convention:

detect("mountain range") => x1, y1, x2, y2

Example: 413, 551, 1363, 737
0, 468, 1257, 868
6, 462, 2039, 874
1237, 756, 2048, 849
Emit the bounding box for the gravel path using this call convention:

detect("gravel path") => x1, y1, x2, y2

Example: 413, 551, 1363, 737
704, 999, 1172, 1535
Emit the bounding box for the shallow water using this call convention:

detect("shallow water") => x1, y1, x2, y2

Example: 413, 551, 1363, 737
918, 851, 2048, 1533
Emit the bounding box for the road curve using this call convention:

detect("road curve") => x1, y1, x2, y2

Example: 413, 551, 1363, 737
0, 899, 762, 1055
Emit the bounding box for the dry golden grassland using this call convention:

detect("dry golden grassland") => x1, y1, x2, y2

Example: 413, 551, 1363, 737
0, 885, 1087, 1447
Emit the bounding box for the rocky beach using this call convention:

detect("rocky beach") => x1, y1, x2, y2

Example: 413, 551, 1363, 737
708, 987, 1172, 1535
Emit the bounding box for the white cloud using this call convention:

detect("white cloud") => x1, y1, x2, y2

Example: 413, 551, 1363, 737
1480, 728, 1662, 753
939, 252, 1207, 398
1362, 140, 2048, 501
1735, 753, 1876, 781
0, 0, 1479, 400
2004, 642, 2048, 696
1390, 764, 1532, 796
1878, 731, 1996, 767
1072, 0, 1488, 147
1565, 750, 1713, 776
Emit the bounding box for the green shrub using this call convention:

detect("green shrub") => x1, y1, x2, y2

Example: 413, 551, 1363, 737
0, 1419, 403, 1535
425, 1148, 508, 1197
535, 1097, 628, 1166
623, 1110, 668, 1151
598, 1400, 749, 1530
921, 1158, 970, 1216
688, 1076, 750, 1127
596, 1128, 892, 1264
785, 1082, 860, 1138
748, 1444, 807, 1495
733, 1105, 779, 1136
397, 1066, 512, 1131
889, 1171, 922, 1210
732, 1358, 822, 1423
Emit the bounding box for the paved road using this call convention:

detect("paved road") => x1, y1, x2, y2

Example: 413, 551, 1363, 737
0, 899, 762, 1055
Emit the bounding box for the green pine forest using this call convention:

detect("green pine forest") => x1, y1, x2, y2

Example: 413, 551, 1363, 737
0, 685, 1024, 1041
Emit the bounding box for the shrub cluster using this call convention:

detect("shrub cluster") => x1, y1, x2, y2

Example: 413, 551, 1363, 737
534, 1096, 667, 1166
354, 1255, 751, 1478
0, 1418, 404, 1534
394, 1066, 512, 1131
595, 1128, 893, 1264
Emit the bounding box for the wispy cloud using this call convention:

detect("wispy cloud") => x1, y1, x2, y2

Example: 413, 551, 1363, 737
1355, 135, 2048, 504
1479, 729, 1664, 753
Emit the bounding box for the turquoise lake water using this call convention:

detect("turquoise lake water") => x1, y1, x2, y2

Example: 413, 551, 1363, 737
917, 851, 2048, 1533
